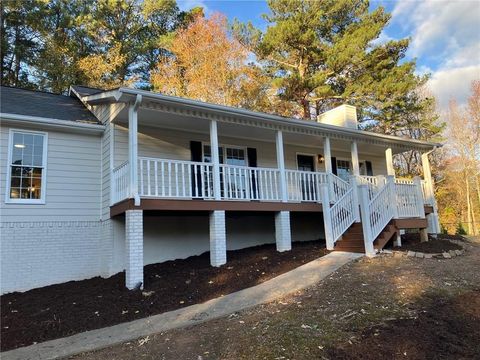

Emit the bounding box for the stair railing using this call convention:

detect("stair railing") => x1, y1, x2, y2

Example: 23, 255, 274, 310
321, 174, 358, 250
358, 176, 397, 257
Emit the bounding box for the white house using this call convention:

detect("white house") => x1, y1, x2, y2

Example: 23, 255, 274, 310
0, 85, 441, 294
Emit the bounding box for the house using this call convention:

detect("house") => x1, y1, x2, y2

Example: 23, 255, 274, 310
0, 85, 441, 294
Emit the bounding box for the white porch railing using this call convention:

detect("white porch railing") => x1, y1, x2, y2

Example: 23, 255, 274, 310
221, 164, 281, 201
394, 178, 424, 218
138, 157, 214, 199
286, 170, 328, 202
112, 161, 129, 204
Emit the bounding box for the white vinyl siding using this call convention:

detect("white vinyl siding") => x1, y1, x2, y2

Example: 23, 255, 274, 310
0, 125, 102, 222
112, 126, 388, 176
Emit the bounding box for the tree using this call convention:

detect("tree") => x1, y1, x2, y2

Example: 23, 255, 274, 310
233, 0, 434, 126
437, 80, 480, 235
151, 13, 270, 110
1, 0, 43, 88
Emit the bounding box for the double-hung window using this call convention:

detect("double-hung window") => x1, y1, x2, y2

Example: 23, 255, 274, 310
6, 130, 47, 204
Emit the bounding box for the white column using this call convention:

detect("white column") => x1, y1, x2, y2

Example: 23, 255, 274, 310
128, 95, 142, 205
385, 147, 395, 176
210, 210, 226, 266
413, 176, 426, 218
349, 175, 361, 222
393, 230, 402, 247
320, 183, 334, 250
125, 210, 143, 290
275, 211, 292, 252
210, 120, 221, 200
324, 137, 332, 173
358, 185, 375, 257
421, 152, 440, 234
276, 130, 288, 202
351, 141, 360, 176
109, 122, 115, 206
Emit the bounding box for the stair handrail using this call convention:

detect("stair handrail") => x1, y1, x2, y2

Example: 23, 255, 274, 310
321, 174, 358, 250
359, 176, 396, 257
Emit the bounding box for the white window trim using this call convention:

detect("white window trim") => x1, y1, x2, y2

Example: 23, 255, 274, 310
5, 129, 48, 205
335, 157, 368, 176
295, 152, 319, 172
201, 142, 249, 166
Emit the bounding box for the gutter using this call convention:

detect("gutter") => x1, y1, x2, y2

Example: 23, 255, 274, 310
0, 113, 105, 134
83, 87, 441, 150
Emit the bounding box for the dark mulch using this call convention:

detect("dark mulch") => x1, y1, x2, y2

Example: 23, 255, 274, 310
0, 240, 327, 351
326, 290, 480, 359
393, 232, 463, 253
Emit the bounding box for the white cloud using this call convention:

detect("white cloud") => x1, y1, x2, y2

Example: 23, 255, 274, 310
391, 0, 480, 109
428, 65, 480, 109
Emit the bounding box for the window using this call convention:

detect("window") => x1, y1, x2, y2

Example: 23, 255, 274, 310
336, 159, 351, 181
7, 130, 47, 203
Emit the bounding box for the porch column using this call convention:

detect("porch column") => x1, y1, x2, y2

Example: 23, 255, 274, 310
125, 210, 144, 290
421, 152, 440, 234
276, 130, 288, 202
210, 210, 226, 266
275, 211, 292, 252
323, 137, 332, 173
385, 147, 395, 176
351, 140, 360, 176
128, 95, 142, 205
210, 120, 222, 200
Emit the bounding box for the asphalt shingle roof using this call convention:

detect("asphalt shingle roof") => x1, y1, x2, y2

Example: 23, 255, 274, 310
0, 86, 99, 124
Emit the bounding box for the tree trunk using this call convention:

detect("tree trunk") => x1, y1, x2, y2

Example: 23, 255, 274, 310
301, 99, 311, 120
466, 175, 473, 235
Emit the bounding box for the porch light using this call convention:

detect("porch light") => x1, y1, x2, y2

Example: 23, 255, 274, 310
317, 154, 324, 164
14, 144, 25, 149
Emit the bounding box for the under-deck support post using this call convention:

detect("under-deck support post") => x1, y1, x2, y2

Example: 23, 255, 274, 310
125, 210, 144, 290
385, 147, 395, 176
210, 210, 226, 266
275, 211, 292, 252
351, 141, 360, 176
276, 130, 288, 202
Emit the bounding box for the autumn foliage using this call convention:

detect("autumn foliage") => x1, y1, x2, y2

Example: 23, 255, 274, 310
151, 13, 268, 110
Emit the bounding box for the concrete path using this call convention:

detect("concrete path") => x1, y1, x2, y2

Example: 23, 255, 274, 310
2, 251, 362, 360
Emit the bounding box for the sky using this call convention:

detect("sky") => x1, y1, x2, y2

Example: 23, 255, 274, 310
177, 0, 480, 111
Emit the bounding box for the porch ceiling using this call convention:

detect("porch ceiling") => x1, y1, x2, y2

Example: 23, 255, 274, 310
111, 100, 432, 155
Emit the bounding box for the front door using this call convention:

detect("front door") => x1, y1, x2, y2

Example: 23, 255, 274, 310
297, 154, 315, 172
297, 154, 315, 200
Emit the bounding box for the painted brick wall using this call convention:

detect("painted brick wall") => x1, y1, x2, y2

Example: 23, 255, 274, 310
0, 220, 112, 294
275, 211, 292, 252
125, 210, 143, 289
209, 210, 226, 266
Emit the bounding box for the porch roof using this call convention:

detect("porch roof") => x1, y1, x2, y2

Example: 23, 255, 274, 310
81, 87, 441, 153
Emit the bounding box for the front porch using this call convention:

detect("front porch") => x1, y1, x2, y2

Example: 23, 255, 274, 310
98, 91, 440, 289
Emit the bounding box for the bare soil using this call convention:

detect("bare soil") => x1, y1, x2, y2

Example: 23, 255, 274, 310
0, 240, 327, 351
392, 232, 464, 253
72, 237, 480, 360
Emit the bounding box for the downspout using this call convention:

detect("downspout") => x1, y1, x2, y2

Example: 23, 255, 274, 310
131, 94, 142, 206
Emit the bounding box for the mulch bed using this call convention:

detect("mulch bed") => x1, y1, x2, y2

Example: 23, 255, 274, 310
393, 232, 463, 253
326, 290, 480, 359
0, 240, 327, 352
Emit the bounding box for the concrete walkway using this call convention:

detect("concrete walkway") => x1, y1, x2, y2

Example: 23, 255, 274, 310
2, 251, 362, 360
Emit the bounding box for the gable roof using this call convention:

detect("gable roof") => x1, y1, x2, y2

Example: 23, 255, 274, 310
0, 86, 99, 124
69, 85, 104, 98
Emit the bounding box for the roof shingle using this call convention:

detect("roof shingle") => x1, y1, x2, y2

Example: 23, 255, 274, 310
0, 86, 99, 124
